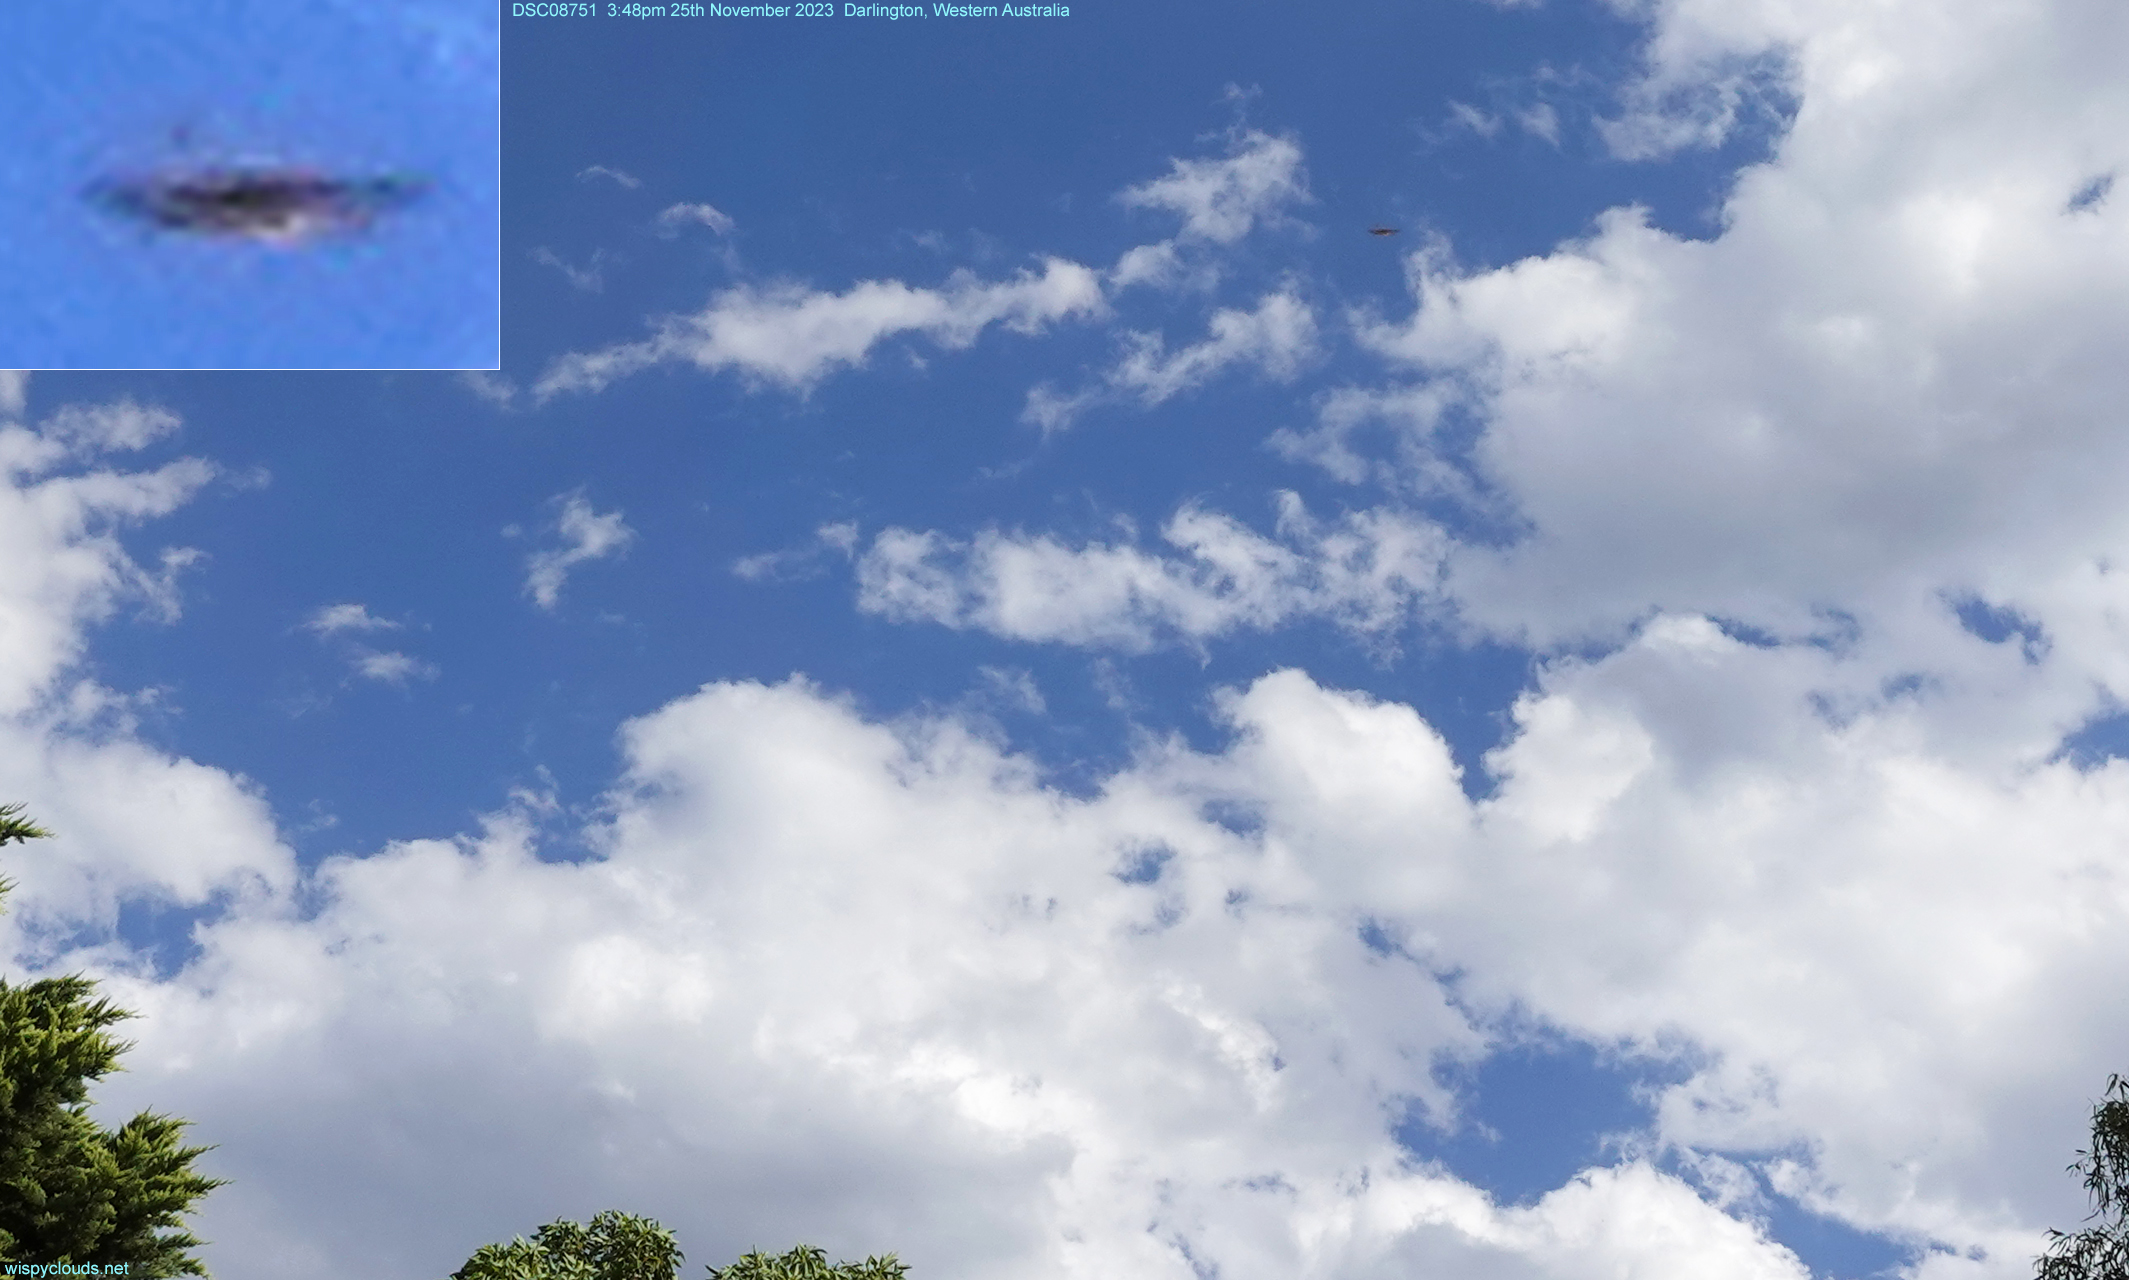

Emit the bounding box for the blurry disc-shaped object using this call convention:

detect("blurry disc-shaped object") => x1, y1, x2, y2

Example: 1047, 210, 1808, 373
85, 161, 429, 244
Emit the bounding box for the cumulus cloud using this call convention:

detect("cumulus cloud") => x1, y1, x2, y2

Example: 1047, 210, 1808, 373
524, 493, 636, 610
7, 3, 2129, 1279
534, 258, 1105, 398
0, 380, 288, 946
855, 495, 1444, 651
2, 389, 2116, 1280
1326, 0, 2129, 701
42, 644, 2129, 1278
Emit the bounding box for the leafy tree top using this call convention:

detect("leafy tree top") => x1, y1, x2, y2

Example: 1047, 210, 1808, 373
451, 1220, 909, 1280
2038, 1072, 2129, 1280
707, 1244, 908, 1280
453, 1210, 684, 1280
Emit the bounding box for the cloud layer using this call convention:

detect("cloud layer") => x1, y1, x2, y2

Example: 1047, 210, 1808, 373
4, 0, 2128, 1277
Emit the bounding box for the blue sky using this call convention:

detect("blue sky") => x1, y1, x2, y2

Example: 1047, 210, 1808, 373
4, 2, 2129, 1278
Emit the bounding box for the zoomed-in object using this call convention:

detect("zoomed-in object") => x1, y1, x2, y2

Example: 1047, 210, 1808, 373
84, 162, 431, 244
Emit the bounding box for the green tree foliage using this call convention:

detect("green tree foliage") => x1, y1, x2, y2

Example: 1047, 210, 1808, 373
706, 1244, 907, 1280
452, 1211, 684, 1280
450, 1218, 908, 1280
0, 805, 226, 1275
2038, 1073, 2129, 1280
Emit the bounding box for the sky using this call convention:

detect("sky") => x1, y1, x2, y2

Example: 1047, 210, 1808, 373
1, 0, 2127, 1277
0, 0, 499, 368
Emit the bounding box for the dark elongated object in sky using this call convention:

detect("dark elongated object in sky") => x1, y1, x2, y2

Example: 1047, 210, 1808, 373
1367, 226, 1400, 236
84, 164, 429, 243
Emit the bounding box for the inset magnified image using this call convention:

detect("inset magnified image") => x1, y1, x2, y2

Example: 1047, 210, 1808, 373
1, 0, 499, 370
85, 155, 432, 245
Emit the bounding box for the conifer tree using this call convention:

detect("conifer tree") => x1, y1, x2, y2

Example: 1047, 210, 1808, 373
0, 803, 226, 1275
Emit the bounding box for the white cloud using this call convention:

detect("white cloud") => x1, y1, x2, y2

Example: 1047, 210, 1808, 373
303, 603, 400, 636
41, 647, 2124, 1279
0, 389, 2114, 1278
531, 247, 609, 293
349, 649, 438, 686
524, 493, 636, 610
0, 390, 213, 719
1519, 103, 1562, 146
1106, 290, 1319, 403
1447, 102, 1504, 139
1023, 291, 1319, 431
6, 4, 2129, 1279
731, 522, 858, 583
0, 372, 26, 419
0, 379, 289, 948
1328, 0, 2129, 703
457, 371, 519, 409
1116, 128, 1311, 246
38, 398, 182, 454
20, 670, 1819, 1280
973, 666, 1046, 716
534, 258, 1105, 398
302, 604, 436, 685
1105, 130, 1314, 297
575, 164, 641, 189
537, 132, 1307, 405
1107, 241, 1183, 290
656, 202, 736, 236
855, 495, 1444, 651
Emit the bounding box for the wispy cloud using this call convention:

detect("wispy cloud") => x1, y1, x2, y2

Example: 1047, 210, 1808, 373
575, 164, 642, 189
304, 603, 401, 636
856, 495, 1443, 651
525, 493, 636, 610
457, 372, 519, 409
731, 521, 858, 583
301, 604, 435, 684
1116, 128, 1311, 246
531, 247, 610, 293
1024, 290, 1319, 431
655, 203, 735, 236
349, 649, 438, 685
534, 258, 1104, 399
